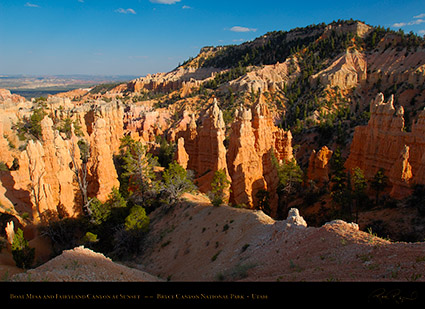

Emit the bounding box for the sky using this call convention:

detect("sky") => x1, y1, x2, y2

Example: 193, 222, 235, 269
0, 0, 425, 76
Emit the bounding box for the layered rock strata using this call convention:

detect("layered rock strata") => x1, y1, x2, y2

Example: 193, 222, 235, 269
179, 99, 230, 194
227, 105, 265, 208
345, 93, 425, 199
175, 95, 294, 214
0, 99, 124, 224
87, 118, 120, 202
0, 116, 79, 223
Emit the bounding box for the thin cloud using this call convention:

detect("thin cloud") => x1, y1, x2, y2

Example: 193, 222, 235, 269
25, 2, 39, 7
182, 5, 192, 9
230, 26, 257, 33
150, 0, 181, 4
419, 30, 425, 35
115, 8, 136, 14
393, 14, 425, 28
393, 22, 407, 28
410, 19, 425, 25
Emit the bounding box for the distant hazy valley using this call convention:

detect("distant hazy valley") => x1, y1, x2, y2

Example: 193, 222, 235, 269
0, 74, 138, 99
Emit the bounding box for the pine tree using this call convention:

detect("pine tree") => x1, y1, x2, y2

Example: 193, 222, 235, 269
352, 167, 368, 221
120, 137, 159, 206
370, 168, 388, 206
209, 169, 231, 207
11, 228, 35, 269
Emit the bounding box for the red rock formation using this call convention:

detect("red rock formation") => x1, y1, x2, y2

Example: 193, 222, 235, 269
0, 122, 14, 167
178, 99, 230, 194
124, 107, 170, 143
87, 118, 120, 202
345, 93, 405, 179
227, 105, 266, 207
167, 109, 192, 142
175, 95, 294, 213
251, 93, 288, 215
273, 129, 293, 163
174, 137, 189, 169
0, 116, 80, 223
307, 146, 333, 185
346, 93, 425, 199
0, 98, 125, 224
196, 99, 228, 176
94, 101, 124, 154
0, 88, 25, 104
389, 145, 413, 199
181, 114, 199, 172
112, 67, 220, 95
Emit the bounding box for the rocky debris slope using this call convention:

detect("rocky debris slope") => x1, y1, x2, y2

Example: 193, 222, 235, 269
137, 193, 425, 282
10, 246, 162, 282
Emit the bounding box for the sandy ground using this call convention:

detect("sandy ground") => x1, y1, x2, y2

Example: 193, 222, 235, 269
5, 192, 425, 282
135, 193, 425, 282
10, 246, 162, 282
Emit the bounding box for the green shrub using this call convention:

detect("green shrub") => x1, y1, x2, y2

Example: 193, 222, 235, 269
156, 137, 176, 168
81, 232, 98, 244
28, 106, 47, 139
0, 162, 9, 172
39, 217, 88, 256
89, 188, 127, 226
125, 205, 150, 233
11, 228, 35, 269
209, 169, 231, 207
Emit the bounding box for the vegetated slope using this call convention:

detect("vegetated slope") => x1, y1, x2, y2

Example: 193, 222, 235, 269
136, 193, 425, 282
103, 19, 425, 162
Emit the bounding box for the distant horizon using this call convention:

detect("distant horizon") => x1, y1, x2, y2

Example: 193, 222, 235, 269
1, 0, 424, 76
0, 73, 141, 79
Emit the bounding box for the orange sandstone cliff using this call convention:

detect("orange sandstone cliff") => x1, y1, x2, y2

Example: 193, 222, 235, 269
345, 92, 425, 199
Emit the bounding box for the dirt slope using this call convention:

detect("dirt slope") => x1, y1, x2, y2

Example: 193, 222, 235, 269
10, 246, 162, 282
136, 193, 425, 282
7, 192, 425, 282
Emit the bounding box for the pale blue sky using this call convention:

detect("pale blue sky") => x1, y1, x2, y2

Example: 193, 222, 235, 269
0, 0, 424, 76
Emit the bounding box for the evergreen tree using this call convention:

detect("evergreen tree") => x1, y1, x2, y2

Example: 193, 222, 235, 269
273, 156, 303, 218
161, 162, 196, 206
352, 167, 368, 221
329, 147, 352, 218
209, 169, 231, 207
370, 168, 388, 206
120, 137, 159, 206
11, 228, 35, 269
